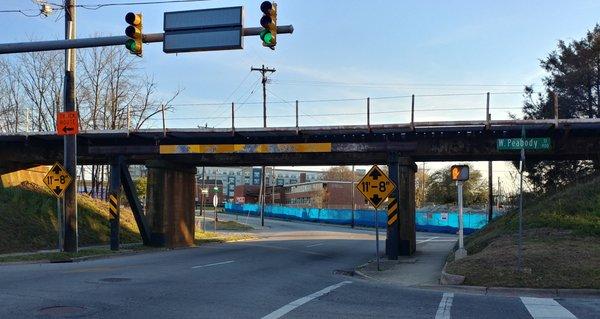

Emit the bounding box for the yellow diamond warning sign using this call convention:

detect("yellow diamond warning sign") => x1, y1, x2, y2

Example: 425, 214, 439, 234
43, 162, 72, 198
356, 165, 396, 209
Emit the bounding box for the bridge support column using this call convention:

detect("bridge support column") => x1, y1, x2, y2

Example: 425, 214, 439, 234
388, 156, 417, 256
398, 157, 417, 255
145, 161, 196, 248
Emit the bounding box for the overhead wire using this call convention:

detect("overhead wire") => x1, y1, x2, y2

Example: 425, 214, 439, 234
47, 0, 211, 10
169, 91, 524, 107
265, 88, 327, 126
211, 78, 262, 128
0, 9, 44, 17
270, 80, 527, 88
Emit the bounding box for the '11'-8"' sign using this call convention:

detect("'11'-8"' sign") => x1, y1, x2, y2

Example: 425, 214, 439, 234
356, 165, 396, 209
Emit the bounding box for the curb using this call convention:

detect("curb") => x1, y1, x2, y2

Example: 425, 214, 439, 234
418, 285, 600, 299
440, 262, 465, 285
353, 269, 375, 280
436, 264, 600, 298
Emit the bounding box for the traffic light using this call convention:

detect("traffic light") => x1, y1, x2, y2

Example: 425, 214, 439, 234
125, 12, 143, 56
450, 165, 470, 182
259, 1, 277, 49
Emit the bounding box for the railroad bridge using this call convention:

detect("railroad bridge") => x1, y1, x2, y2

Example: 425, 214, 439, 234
2, 118, 598, 258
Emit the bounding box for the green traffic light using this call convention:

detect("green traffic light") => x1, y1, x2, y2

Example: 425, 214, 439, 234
263, 32, 274, 45
260, 30, 274, 45
125, 39, 138, 52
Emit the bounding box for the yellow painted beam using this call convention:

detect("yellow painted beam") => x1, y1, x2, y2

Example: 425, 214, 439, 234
159, 143, 332, 154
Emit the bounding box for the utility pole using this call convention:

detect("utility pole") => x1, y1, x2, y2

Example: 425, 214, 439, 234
63, 0, 78, 253
251, 65, 275, 227
351, 165, 355, 228
272, 166, 275, 205
488, 161, 493, 222
497, 177, 501, 209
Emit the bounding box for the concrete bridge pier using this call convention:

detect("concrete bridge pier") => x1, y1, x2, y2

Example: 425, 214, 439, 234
145, 160, 196, 248
387, 155, 417, 257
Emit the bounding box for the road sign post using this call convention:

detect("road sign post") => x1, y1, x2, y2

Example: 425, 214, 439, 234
213, 193, 219, 232
43, 163, 72, 252
497, 130, 540, 272
374, 207, 380, 271
450, 165, 469, 260
517, 127, 526, 272
356, 165, 396, 271
201, 187, 208, 231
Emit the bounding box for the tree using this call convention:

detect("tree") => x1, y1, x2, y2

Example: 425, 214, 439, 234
415, 166, 429, 207
425, 166, 487, 206
520, 25, 600, 192
0, 42, 180, 199
323, 166, 359, 181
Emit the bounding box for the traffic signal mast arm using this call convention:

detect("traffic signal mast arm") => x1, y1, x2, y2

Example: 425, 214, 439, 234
0, 26, 293, 55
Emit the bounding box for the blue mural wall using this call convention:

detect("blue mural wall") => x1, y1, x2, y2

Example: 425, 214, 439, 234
224, 203, 501, 235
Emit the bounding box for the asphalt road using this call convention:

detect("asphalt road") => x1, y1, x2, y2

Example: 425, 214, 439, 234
1, 216, 599, 318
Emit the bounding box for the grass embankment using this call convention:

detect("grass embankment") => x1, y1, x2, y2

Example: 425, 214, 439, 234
199, 218, 254, 232
0, 183, 141, 254
0, 183, 254, 262
446, 177, 600, 288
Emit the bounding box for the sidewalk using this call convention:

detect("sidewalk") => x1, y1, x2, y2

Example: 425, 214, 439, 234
356, 235, 457, 286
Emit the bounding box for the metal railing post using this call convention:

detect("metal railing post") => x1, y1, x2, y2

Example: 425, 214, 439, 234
367, 97, 371, 132
411, 94, 415, 130
161, 103, 166, 137
486, 92, 491, 129
295, 100, 299, 135
231, 102, 235, 135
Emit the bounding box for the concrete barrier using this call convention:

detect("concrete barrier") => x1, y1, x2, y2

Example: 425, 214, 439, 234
225, 203, 496, 234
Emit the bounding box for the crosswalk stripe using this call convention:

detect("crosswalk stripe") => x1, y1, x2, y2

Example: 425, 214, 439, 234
520, 297, 577, 319
262, 281, 352, 319
435, 292, 454, 319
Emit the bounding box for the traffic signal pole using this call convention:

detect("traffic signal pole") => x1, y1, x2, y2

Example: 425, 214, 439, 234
0, 26, 294, 54
63, 0, 78, 253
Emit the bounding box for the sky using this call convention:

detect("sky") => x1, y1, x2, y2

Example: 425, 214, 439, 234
1, 0, 599, 192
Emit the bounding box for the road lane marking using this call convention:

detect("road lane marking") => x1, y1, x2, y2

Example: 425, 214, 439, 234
435, 292, 454, 319
417, 236, 440, 244
191, 260, 235, 269
306, 243, 324, 248
261, 281, 352, 319
520, 297, 577, 319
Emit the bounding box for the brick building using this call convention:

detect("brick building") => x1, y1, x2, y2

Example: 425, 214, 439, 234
234, 180, 370, 210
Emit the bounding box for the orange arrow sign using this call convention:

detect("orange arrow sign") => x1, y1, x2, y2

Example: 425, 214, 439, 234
57, 111, 79, 136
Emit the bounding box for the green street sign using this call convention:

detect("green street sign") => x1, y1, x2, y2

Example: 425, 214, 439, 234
497, 137, 551, 150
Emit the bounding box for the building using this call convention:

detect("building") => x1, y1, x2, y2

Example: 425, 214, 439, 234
198, 167, 324, 201
283, 181, 370, 210
233, 180, 371, 210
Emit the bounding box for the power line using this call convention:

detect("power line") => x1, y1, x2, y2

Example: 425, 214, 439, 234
0, 9, 44, 17
169, 91, 524, 107
48, 0, 211, 10
271, 80, 528, 88
211, 78, 262, 128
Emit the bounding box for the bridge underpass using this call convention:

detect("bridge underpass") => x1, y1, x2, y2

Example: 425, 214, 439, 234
1, 118, 599, 258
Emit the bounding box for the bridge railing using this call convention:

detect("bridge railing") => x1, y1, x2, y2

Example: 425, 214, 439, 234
2, 91, 573, 135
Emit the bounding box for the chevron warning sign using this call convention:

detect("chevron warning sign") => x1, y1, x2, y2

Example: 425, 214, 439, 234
109, 194, 119, 219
